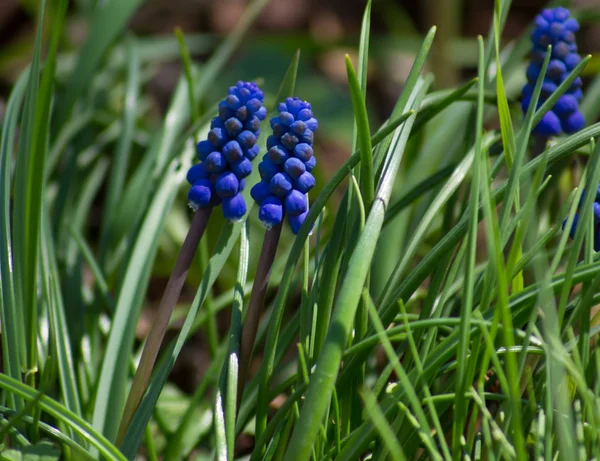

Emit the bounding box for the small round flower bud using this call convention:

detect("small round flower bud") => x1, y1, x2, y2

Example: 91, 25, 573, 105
208, 128, 227, 148
284, 157, 306, 178
237, 130, 257, 149
215, 172, 239, 198
268, 145, 289, 164
251, 180, 271, 205
535, 110, 562, 136
187, 163, 209, 184
554, 94, 579, 116
259, 196, 284, 229
188, 179, 213, 209
259, 158, 279, 180
222, 140, 244, 163
231, 158, 252, 179
561, 110, 585, 134
288, 210, 309, 235
222, 193, 247, 222
245, 144, 260, 161
205, 152, 227, 173
305, 156, 316, 172
270, 172, 293, 198
197, 140, 213, 161
285, 190, 308, 216
281, 132, 299, 150
294, 172, 316, 194
225, 117, 243, 137
293, 143, 313, 162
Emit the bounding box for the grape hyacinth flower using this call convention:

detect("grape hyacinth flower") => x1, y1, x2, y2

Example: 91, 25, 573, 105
522, 7, 585, 136
118, 82, 265, 441
188, 81, 267, 221
251, 97, 318, 234
238, 97, 318, 405
562, 186, 600, 251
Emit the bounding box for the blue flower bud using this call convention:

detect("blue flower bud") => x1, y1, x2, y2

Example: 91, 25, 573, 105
294, 172, 316, 194
305, 156, 316, 172
197, 140, 213, 161
268, 145, 289, 164
289, 210, 309, 235
245, 144, 261, 161
208, 127, 227, 148
553, 94, 579, 116
231, 158, 252, 179
225, 117, 243, 137
293, 143, 313, 162
245, 116, 261, 133
226, 94, 241, 110
564, 53, 581, 70
215, 172, 239, 198
535, 110, 562, 136
259, 196, 284, 229
235, 106, 248, 122
251, 180, 271, 204
284, 157, 306, 178
267, 135, 278, 149
222, 193, 247, 222
205, 152, 227, 173
259, 158, 279, 180
285, 190, 308, 216
270, 172, 293, 198
222, 140, 244, 163
237, 130, 257, 149
211, 117, 225, 129
281, 132, 299, 150
188, 179, 213, 210
187, 163, 209, 184
562, 111, 585, 134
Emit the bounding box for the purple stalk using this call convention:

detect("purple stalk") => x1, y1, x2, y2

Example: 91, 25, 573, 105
116, 207, 212, 443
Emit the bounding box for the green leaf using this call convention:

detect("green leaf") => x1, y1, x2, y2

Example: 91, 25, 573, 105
0, 442, 60, 461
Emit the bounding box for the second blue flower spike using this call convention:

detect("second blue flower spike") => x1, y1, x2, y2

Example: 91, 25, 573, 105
187, 81, 266, 221
251, 97, 318, 234
522, 7, 585, 136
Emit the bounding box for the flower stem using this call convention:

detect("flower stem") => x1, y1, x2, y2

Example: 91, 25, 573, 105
237, 223, 283, 409
116, 206, 213, 444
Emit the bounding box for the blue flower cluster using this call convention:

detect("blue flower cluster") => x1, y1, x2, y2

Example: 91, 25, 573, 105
187, 81, 267, 221
522, 7, 585, 136
251, 97, 318, 234
563, 186, 600, 251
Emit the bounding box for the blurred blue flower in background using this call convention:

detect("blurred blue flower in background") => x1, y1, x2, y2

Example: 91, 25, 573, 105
562, 186, 600, 251
522, 7, 585, 136
187, 81, 266, 221
251, 97, 318, 234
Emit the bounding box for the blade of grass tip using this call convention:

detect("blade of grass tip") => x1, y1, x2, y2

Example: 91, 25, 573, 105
92, 154, 191, 442
0, 70, 28, 411
346, 55, 374, 213
283, 77, 430, 461
116, 207, 212, 444
237, 223, 283, 411
98, 35, 139, 265
56, 0, 145, 126
453, 35, 485, 460
360, 388, 408, 461
0, 373, 127, 461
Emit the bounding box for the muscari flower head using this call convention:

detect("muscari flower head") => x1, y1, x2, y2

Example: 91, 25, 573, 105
562, 185, 600, 251
187, 81, 267, 221
522, 7, 585, 136
251, 97, 318, 234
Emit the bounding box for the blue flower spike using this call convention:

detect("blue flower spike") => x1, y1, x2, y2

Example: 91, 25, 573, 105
186, 81, 266, 221
523, 7, 585, 136
251, 97, 318, 234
